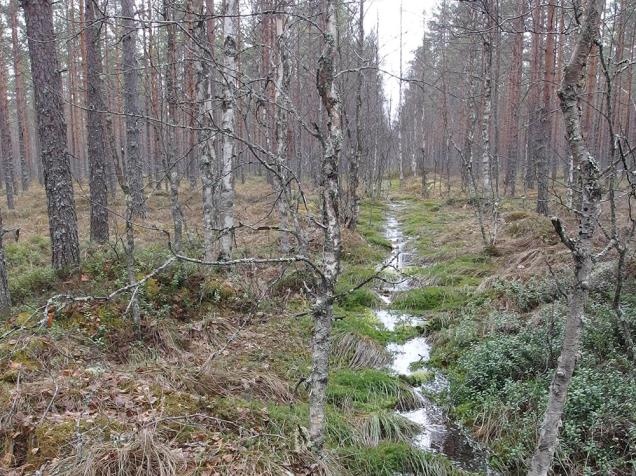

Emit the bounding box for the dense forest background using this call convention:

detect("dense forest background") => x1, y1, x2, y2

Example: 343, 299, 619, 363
0, 0, 634, 474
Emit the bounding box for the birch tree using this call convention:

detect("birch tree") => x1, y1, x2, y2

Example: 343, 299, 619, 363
195, 0, 217, 261
163, 0, 185, 250
218, 0, 238, 261
528, 0, 603, 472
310, 0, 342, 451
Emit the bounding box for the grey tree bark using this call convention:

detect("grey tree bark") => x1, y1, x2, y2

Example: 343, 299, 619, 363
121, 0, 147, 218
218, 0, 238, 261
273, 7, 306, 253
22, 0, 80, 270
528, 0, 603, 473
163, 0, 185, 251
0, 18, 15, 210
10, 0, 31, 192
195, 0, 217, 261
0, 210, 11, 311
480, 4, 493, 194
347, 0, 363, 230
85, 0, 109, 243
310, 0, 342, 451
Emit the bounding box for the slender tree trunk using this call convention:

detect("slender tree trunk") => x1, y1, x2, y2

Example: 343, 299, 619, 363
0, 60, 15, 211
480, 1, 493, 194
195, 0, 217, 261
273, 7, 289, 253
85, 0, 109, 243
504, 0, 524, 197
526, 0, 543, 191
528, 0, 603, 472
0, 14, 15, 210
122, 0, 147, 218
398, 0, 404, 187
163, 0, 185, 250
0, 210, 10, 311
536, 0, 556, 216
10, 0, 31, 192
347, 0, 364, 230
22, 0, 80, 270
218, 0, 238, 261
310, 0, 342, 451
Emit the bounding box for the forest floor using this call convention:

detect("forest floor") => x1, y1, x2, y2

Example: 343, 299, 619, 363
0, 178, 634, 475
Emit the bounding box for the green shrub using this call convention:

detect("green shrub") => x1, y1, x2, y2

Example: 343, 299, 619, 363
458, 326, 558, 393
9, 266, 56, 302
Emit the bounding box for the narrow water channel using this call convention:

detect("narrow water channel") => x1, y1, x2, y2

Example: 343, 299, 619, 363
375, 202, 490, 474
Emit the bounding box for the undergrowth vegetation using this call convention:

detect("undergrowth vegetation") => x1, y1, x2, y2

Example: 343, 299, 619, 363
2, 196, 474, 475
4, 186, 632, 475
393, 196, 636, 475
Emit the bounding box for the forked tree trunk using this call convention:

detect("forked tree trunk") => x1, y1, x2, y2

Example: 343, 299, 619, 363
218, 0, 238, 261
310, 0, 342, 451
22, 0, 80, 270
85, 0, 109, 243
528, 0, 603, 473
121, 0, 147, 218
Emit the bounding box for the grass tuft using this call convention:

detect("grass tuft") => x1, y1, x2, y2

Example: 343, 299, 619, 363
356, 410, 422, 447
331, 331, 391, 370
48, 429, 183, 476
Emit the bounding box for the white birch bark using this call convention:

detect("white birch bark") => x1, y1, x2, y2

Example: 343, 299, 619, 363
480, 31, 493, 193
528, 0, 603, 473
310, 0, 342, 451
218, 0, 237, 261
195, 3, 217, 261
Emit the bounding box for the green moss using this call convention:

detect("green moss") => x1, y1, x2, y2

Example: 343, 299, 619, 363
327, 369, 419, 410
418, 255, 492, 287
162, 391, 202, 416
266, 402, 357, 446
30, 420, 76, 465
199, 276, 237, 303
392, 287, 470, 313
337, 441, 467, 476
403, 370, 435, 387
333, 309, 418, 346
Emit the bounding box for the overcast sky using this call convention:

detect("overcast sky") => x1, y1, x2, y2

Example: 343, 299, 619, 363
364, 0, 440, 118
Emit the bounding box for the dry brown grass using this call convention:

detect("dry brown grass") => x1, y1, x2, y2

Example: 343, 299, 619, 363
46, 429, 184, 476
3, 177, 317, 254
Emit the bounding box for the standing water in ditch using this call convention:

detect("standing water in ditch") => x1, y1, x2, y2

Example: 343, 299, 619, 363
375, 202, 490, 474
